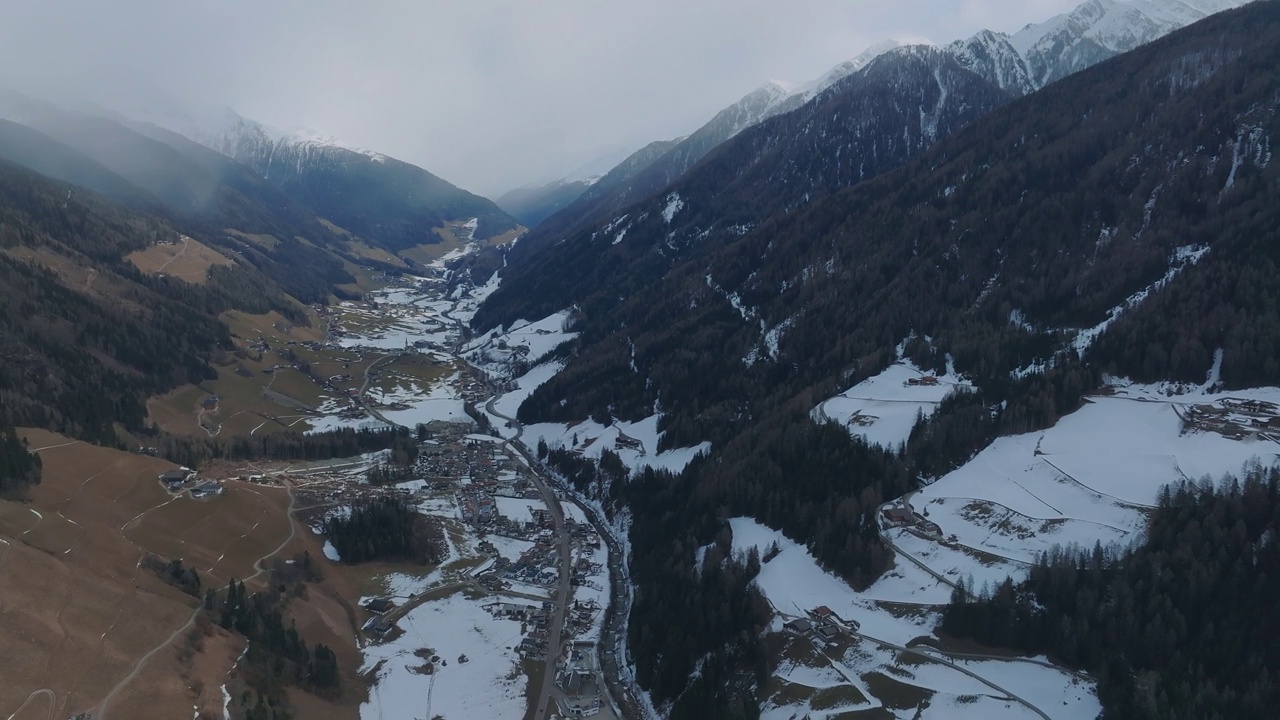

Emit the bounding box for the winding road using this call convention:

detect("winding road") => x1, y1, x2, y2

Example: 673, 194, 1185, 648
4, 688, 54, 720
95, 484, 300, 720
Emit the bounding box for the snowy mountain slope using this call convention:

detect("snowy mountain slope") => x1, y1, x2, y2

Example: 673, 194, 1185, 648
711, 39, 907, 145
493, 0, 1254, 320
504, 41, 904, 263
961, 0, 1256, 92
483, 4, 1278, 717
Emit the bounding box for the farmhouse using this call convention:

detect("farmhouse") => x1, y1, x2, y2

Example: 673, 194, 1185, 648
159, 469, 192, 488
881, 506, 914, 524
784, 618, 813, 635
190, 480, 223, 498
365, 598, 395, 614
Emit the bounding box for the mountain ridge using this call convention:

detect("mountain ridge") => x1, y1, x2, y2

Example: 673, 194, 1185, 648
116, 104, 519, 252
500, 0, 1251, 271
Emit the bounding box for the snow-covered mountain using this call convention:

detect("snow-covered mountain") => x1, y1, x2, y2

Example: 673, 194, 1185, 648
126, 104, 388, 169
514, 0, 1249, 268
707, 39, 907, 145
950, 0, 1253, 93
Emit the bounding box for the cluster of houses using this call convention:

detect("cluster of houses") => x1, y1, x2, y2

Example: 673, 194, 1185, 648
414, 425, 518, 482
783, 606, 855, 649
498, 538, 561, 590
1184, 398, 1280, 441
613, 434, 644, 454
362, 597, 398, 638
563, 598, 602, 639
459, 490, 497, 524
485, 600, 556, 659
158, 468, 224, 499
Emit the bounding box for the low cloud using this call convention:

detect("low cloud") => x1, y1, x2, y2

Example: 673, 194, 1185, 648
0, 0, 1080, 196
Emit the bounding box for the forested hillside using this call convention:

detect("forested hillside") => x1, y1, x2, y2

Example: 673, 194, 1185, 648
513, 2, 1279, 443
0, 117, 402, 462
485, 4, 1280, 715
483, 2, 1244, 329
0, 93, 360, 304
478, 47, 1015, 331
0, 160, 233, 441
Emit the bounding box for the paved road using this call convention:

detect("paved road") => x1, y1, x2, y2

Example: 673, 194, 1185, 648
357, 355, 397, 426
482, 398, 572, 720
482, 397, 648, 720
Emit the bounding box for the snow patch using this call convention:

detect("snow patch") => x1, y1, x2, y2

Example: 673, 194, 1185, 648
662, 193, 684, 224
1072, 243, 1209, 355
815, 360, 972, 450
322, 540, 341, 562
524, 414, 710, 476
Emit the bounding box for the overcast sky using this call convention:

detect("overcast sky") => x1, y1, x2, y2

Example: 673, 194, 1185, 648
0, 0, 1082, 197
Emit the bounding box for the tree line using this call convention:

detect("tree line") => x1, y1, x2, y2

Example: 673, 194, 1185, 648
151, 425, 416, 470
0, 422, 40, 495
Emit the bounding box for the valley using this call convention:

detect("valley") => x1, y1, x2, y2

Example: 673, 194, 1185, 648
0, 1, 1277, 719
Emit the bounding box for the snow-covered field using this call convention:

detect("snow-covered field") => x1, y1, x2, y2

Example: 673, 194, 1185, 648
464, 309, 579, 374
730, 517, 1099, 720
750, 366, 1280, 718
909, 386, 1280, 585
494, 495, 543, 525
729, 517, 940, 646
379, 377, 471, 427
485, 534, 534, 563
523, 414, 710, 476
335, 278, 457, 352
492, 361, 564, 420
561, 501, 588, 525
361, 593, 527, 720
816, 361, 971, 450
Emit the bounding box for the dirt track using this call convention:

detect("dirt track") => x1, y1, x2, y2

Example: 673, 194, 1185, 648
0, 431, 301, 720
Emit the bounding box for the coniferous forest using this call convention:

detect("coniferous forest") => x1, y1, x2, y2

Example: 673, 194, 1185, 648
213, 555, 340, 720
153, 425, 418, 470
508, 7, 1280, 718
325, 497, 447, 565
0, 422, 40, 495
